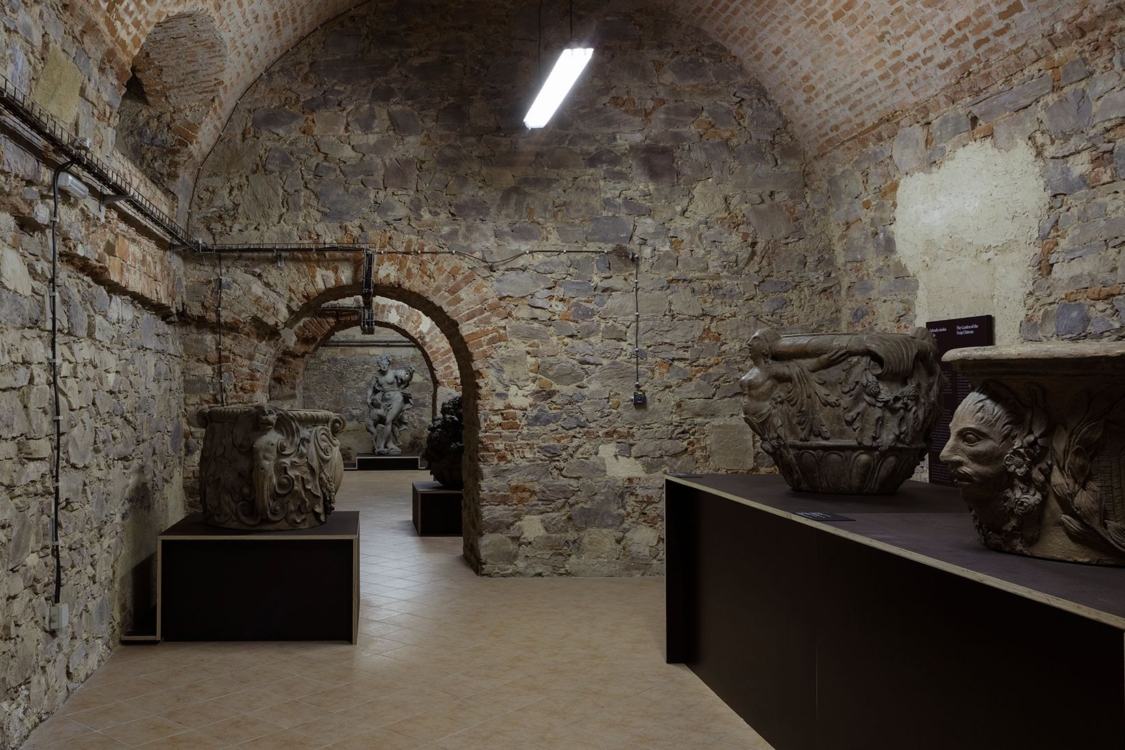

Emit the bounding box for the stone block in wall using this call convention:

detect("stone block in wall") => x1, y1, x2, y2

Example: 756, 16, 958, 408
1060, 58, 1092, 86
993, 109, 1039, 151
969, 75, 1053, 123
892, 125, 928, 174
931, 111, 971, 145
1043, 160, 1088, 195
252, 107, 303, 134
1041, 89, 1092, 137
709, 422, 755, 471
1094, 89, 1125, 123
1056, 301, 1091, 337
746, 203, 794, 240
30, 46, 83, 126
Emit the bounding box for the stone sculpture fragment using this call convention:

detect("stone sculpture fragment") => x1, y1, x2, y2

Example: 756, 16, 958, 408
422, 395, 464, 489
740, 327, 943, 494
198, 405, 345, 531
942, 343, 1125, 565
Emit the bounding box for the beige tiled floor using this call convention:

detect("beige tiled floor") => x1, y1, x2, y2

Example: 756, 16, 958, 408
22, 471, 771, 750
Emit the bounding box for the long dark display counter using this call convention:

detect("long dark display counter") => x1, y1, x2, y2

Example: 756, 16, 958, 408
666, 474, 1125, 750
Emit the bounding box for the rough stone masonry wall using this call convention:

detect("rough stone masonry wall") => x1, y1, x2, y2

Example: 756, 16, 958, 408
188, 0, 840, 576
816, 4, 1125, 345
299, 329, 435, 459
2, 6, 188, 748
0, 149, 185, 750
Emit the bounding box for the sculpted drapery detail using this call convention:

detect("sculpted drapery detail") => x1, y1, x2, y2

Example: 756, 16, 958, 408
199, 406, 346, 531
740, 328, 942, 495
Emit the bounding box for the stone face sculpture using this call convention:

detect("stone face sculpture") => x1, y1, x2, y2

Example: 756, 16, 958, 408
198, 405, 345, 531
942, 343, 1125, 565
365, 355, 415, 455
740, 327, 943, 494
422, 396, 464, 489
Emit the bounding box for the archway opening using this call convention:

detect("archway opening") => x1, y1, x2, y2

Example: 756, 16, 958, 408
264, 279, 484, 568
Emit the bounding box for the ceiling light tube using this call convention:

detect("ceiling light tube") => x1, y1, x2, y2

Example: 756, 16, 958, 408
524, 48, 594, 129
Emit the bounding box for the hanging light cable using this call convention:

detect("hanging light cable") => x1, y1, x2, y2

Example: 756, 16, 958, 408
524, 0, 593, 129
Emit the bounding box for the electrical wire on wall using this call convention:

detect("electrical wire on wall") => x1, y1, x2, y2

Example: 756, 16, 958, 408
216, 251, 226, 406
48, 159, 77, 608
632, 250, 646, 407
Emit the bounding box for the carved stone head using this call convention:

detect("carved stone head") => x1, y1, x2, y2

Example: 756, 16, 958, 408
375, 354, 391, 371
940, 382, 1051, 549
747, 328, 781, 361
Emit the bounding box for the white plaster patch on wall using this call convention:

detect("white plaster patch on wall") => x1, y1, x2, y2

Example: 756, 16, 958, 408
895, 140, 1046, 344
598, 442, 646, 478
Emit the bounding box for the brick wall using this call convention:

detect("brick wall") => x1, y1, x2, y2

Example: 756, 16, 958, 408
815, 3, 1125, 344
682, 0, 1117, 154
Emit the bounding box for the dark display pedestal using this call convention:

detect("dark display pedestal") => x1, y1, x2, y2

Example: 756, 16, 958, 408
412, 481, 462, 536
352, 453, 422, 471
158, 512, 359, 642
666, 474, 1125, 750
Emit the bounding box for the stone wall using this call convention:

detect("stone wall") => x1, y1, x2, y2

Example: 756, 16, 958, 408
299, 329, 436, 458
187, 0, 840, 576
817, 4, 1125, 345
0, 154, 185, 749
2, 8, 188, 747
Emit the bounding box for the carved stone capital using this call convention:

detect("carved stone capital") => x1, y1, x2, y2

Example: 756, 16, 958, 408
740, 327, 943, 494
198, 405, 346, 531
944, 343, 1125, 565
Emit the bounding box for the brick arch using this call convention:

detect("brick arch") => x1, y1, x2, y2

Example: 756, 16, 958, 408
268, 313, 431, 404
63, 0, 1118, 175
182, 233, 508, 570
115, 11, 228, 193
680, 0, 1115, 154
269, 299, 462, 404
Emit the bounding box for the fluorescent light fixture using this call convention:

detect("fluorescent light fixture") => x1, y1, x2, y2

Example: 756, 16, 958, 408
56, 173, 89, 200
524, 48, 594, 129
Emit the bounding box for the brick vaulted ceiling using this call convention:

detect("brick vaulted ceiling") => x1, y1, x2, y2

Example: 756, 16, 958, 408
72, 0, 1117, 166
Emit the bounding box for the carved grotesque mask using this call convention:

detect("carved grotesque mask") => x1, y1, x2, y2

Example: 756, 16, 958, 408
940, 391, 1018, 496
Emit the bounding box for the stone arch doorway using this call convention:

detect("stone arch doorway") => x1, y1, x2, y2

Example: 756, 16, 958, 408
278, 278, 491, 568
269, 315, 445, 460
181, 247, 509, 570
269, 301, 461, 410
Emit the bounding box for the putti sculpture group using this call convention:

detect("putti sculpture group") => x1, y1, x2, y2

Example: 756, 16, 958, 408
740, 327, 943, 495
366, 355, 415, 455
198, 405, 346, 531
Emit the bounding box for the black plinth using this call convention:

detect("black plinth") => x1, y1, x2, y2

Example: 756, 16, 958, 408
158, 512, 359, 643
412, 481, 462, 536
353, 453, 422, 471
667, 474, 1125, 750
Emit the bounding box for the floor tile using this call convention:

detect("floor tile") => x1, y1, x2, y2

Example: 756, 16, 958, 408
29, 470, 770, 750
